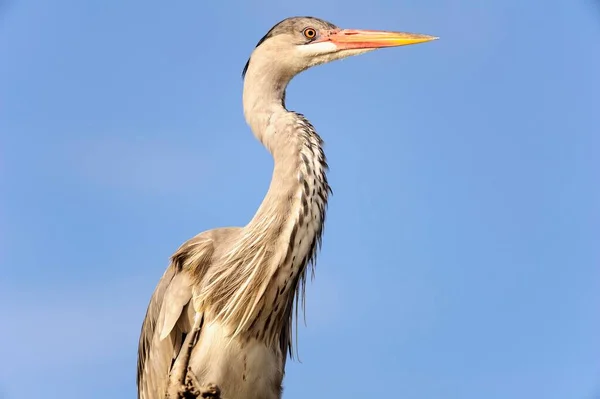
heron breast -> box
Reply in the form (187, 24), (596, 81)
(190, 321), (283, 399)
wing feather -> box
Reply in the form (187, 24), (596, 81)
(137, 265), (193, 399)
(159, 272), (195, 340)
(136, 233), (218, 399)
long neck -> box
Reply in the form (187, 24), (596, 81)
(244, 110), (329, 264)
(207, 62), (330, 341)
(241, 59), (329, 269)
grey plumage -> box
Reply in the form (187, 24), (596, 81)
(137, 16), (437, 399)
(242, 17), (337, 78)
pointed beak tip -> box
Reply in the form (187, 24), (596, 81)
(419, 35), (439, 43)
(415, 35), (440, 46)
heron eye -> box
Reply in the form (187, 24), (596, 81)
(303, 28), (317, 40)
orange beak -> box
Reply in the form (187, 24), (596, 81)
(319, 29), (438, 50)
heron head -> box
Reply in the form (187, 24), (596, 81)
(242, 16), (438, 78)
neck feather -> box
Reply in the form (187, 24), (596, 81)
(199, 64), (331, 348)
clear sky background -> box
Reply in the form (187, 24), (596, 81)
(1, 1), (599, 398)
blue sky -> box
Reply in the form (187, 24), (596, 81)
(1, 1), (599, 398)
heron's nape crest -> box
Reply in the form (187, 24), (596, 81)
(137, 15), (437, 399)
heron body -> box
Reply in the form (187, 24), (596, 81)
(137, 16), (437, 399)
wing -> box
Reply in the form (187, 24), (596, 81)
(137, 234), (216, 399)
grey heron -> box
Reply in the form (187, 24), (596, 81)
(137, 16), (437, 399)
